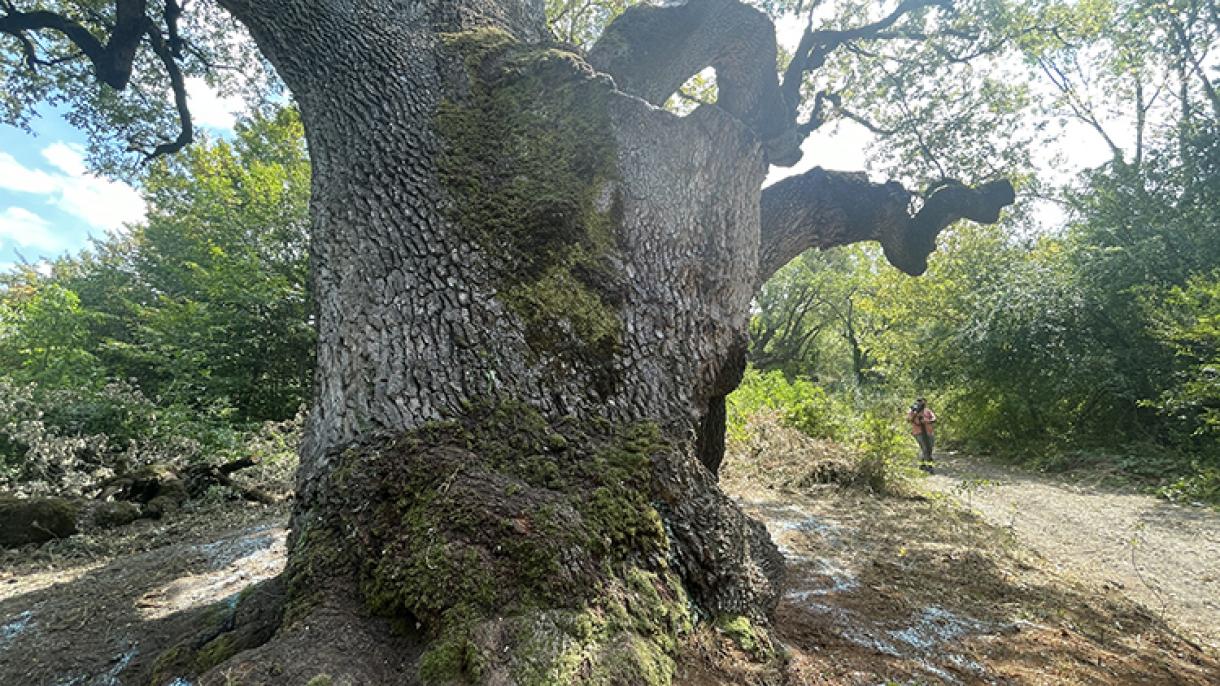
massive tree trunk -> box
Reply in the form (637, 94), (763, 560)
(164, 1), (1013, 683)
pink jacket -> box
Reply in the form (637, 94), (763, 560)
(907, 408), (936, 435)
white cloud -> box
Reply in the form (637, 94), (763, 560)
(0, 143), (145, 234)
(41, 141), (88, 176)
(185, 76), (244, 130)
(0, 152), (58, 194)
(0, 207), (59, 251)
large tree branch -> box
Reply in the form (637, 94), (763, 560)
(588, 0), (800, 165)
(0, 0), (150, 88)
(780, 0), (950, 120)
(143, 15), (193, 160)
(1, 0), (193, 161)
(758, 168), (1014, 282)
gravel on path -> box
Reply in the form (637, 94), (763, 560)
(925, 453), (1220, 650)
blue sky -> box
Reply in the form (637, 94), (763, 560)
(0, 78), (243, 272)
(0, 111), (145, 270)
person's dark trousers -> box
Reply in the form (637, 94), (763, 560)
(915, 433), (935, 471)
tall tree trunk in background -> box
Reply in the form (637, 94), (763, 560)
(176, 1), (1013, 683)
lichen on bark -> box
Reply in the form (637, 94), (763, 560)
(287, 400), (696, 684)
(436, 29), (626, 394)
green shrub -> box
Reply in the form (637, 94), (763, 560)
(725, 373), (921, 496)
(848, 410), (924, 495)
(1158, 467), (1220, 506)
(727, 368), (848, 442)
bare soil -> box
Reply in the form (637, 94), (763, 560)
(0, 501), (288, 686)
(925, 452), (1220, 651)
(2, 451), (1217, 685)
(729, 486), (1218, 685)
(709, 436), (1220, 686)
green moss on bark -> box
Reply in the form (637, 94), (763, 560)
(714, 614), (775, 661)
(302, 399), (692, 684)
(437, 29), (625, 391)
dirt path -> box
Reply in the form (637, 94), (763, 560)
(925, 452), (1220, 650)
(735, 485), (1219, 685)
(2, 459), (1217, 685)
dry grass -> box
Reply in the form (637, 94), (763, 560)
(722, 412), (921, 497)
(711, 420), (1220, 685)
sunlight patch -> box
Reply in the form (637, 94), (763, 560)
(136, 527), (286, 621)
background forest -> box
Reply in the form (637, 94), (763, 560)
(0, 0), (1216, 503)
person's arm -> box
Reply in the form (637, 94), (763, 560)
(926, 409), (937, 423)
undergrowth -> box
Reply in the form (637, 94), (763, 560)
(0, 377), (300, 499)
(725, 367), (922, 496)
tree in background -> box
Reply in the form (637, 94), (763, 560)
(0, 109), (312, 496)
(745, 0), (1218, 489)
(1, 109), (312, 421)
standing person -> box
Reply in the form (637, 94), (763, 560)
(907, 397), (937, 471)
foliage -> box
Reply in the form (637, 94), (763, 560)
(0, 372), (300, 499)
(0, 108), (309, 496)
(748, 126), (1219, 500)
(0, 107), (312, 423)
(726, 369), (920, 496)
(727, 367), (848, 443)
(742, 0), (1220, 493)
(1154, 273), (1220, 440)
(0, 0), (276, 173)
(546, 0), (632, 46)
(848, 408), (925, 494)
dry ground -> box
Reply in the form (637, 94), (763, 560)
(710, 423), (1219, 686)
(1, 449), (1218, 685)
(0, 501), (288, 686)
(730, 486), (1218, 685)
(925, 452), (1220, 651)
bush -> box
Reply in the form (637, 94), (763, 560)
(727, 368), (848, 443)
(724, 372), (922, 496)
(848, 410), (924, 495)
(723, 411), (921, 497)
(0, 376), (300, 499)
(1158, 467), (1220, 506)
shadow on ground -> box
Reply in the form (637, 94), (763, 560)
(737, 484), (1219, 685)
(0, 505), (288, 685)
(927, 452), (1220, 652)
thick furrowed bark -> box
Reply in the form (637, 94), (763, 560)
(163, 2), (1010, 683)
(173, 4), (786, 684)
(759, 168), (1015, 281)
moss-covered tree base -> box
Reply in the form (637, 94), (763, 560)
(295, 402), (691, 684)
(188, 401), (779, 685)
